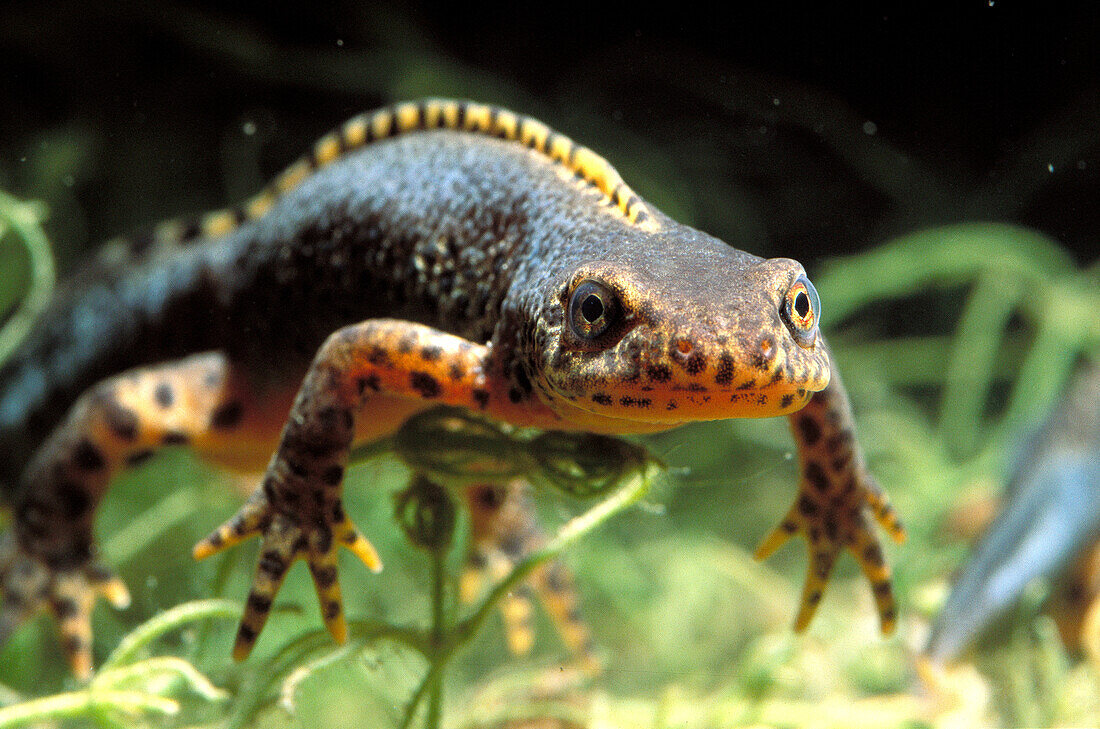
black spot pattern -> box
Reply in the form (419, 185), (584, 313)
(321, 465), (344, 486)
(797, 414), (821, 446)
(646, 364), (672, 383)
(211, 402), (244, 430)
(72, 439), (106, 472)
(684, 353), (707, 375)
(357, 374), (382, 394)
(410, 372), (442, 398)
(154, 382), (174, 408)
(715, 354), (735, 386)
(805, 462), (829, 493)
(472, 388), (490, 408)
(103, 400), (139, 441)
(163, 431), (189, 445)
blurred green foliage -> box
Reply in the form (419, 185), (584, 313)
(2, 5), (1099, 727)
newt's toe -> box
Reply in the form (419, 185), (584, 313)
(755, 469), (902, 634)
(0, 534), (130, 680)
(233, 514), (299, 660)
(193, 489), (272, 561)
(198, 484), (380, 660)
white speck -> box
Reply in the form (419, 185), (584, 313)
(242, 120), (257, 136)
(336, 39), (344, 47)
(1048, 163), (1054, 173)
(988, 0), (994, 6)
(1077, 160), (1087, 170)
(772, 97), (781, 106)
(19, 156), (25, 163)
(862, 121), (877, 135)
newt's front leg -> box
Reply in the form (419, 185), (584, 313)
(194, 319), (552, 659)
(757, 362), (906, 633)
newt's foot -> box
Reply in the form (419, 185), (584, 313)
(462, 483), (600, 670)
(193, 486), (381, 660)
(460, 547), (600, 671)
(754, 467), (906, 633)
(0, 531), (130, 679)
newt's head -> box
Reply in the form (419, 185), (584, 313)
(527, 231), (831, 426)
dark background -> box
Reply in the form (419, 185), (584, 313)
(1, 2), (1098, 271)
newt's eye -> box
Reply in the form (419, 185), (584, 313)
(569, 280), (621, 339)
(781, 275), (820, 349)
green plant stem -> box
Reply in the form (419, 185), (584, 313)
(346, 619), (430, 655)
(0, 685), (21, 710)
(818, 222), (1071, 322)
(403, 494), (453, 729)
(400, 464), (654, 728)
(94, 657), (227, 702)
(0, 690), (178, 728)
(101, 489), (202, 566)
(100, 599), (241, 671)
(399, 665), (439, 729)
(0, 191), (55, 367)
(430, 549), (447, 650)
(425, 545), (448, 729)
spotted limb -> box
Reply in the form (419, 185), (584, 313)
(461, 482), (600, 670)
(192, 319), (557, 659)
(759, 363), (907, 633)
(0, 352), (259, 677)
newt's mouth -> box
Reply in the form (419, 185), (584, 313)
(542, 328), (831, 424)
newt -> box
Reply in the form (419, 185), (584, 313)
(926, 362), (1100, 664)
(0, 99), (905, 678)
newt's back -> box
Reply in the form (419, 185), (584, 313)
(0, 127), (614, 489)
